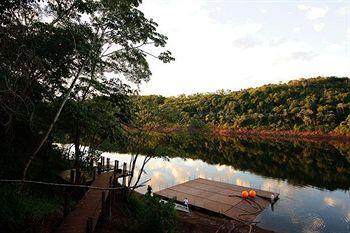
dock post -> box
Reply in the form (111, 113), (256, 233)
(92, 167), (96, 181)
(111, 176), (114, 204)
(108, 190), (112, 222)
(101, 191), (106, 222)
(86, 217), (93, 233)
(97, 162), (102, 175)
(113, 177), (118, 202)
(106, 158), (110, 170)
(100, 156), (104, 170)
(70, 169), (75, 184)
(63, 191), (69, 217)
(76, 168), (81, 184)
(114, 160), (118, 173)
(122, 163), (126, 187)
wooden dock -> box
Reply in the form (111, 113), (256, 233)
(56, 171), (114, 233)
(155, 178), (279, 222)
(56, 159), (130, 233)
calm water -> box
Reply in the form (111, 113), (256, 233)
(103, 134), (350, 233)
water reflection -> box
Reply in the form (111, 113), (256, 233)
(103, 133), (350, 233)
(103, 151), (350, 233)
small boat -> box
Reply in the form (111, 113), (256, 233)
(160, 199), (190, 213)
(175, 203), (190, 213)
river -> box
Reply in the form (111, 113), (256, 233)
(101, 133), (350, 233)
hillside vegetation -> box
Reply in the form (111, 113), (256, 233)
(134, 77), (350, 135)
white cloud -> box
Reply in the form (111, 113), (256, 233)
(284, 51), (319, 61)
(297, 4), (328, 20)
(338, 6), (350, 16)
(235, 178), (250, 187)
(297, 4), (309, 11)
(323, 41), (344, 52)
(324, 197), (336, 207)
(313, 23), (325, 32)
(234, 36), (261, 49)
(293, 27), (301, 33)
(137, 0), (350, 96)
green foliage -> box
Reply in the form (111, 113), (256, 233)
(0, 0), (172, 177)
(128, 194), (177, 233)
(0, 185), (66, 231)
(334, 115), (350, 134)
(133, 77), (350, 134)
(0, 0), (173, 229)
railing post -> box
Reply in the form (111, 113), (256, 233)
(112, 177), (115, 204)
(97, 162), (102, 175)
(86, 217), (93, 233)
(76, 168), (81, 184)
(108, 190), (112, 222)
(122, 163), (126, 187)
(101, 191), (106, 222)
(114, 160), (118, 173)
(92, 167), (96, 181)
(70, 169), (75, 184)
(100, 156), (104, 170)
(63, 191), (69, 217)
(106, 158), (110, 171)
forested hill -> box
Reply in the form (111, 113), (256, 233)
(134, 77), (350, 135)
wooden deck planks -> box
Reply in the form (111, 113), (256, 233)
(56, 171), (115, 233)
(155, 178), (278, 222)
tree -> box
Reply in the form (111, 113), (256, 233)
(0, 0), (174, 179)
(131, 77), (350, 133)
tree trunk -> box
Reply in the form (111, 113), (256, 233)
(22, 63), (86, 181)
(74, 122), (81, 168)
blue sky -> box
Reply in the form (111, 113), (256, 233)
(139, 0), (350, 96)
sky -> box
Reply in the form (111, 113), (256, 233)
(137, 0), (350, 96)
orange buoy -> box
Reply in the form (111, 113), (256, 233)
(242, 190), (249, 198)
(249, 190), (256, 198)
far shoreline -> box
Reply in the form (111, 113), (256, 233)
(212, 127), (350, 143)
(144, 126), (350, 143)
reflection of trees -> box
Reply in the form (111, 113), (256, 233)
(118, 132), (350, 191)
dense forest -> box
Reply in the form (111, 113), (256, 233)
(133, 77), (350, 135)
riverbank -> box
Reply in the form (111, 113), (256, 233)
(212, 127), (350, 142)
(143, 125), (350, 143)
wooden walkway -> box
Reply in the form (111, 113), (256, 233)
(56, 171), (116, 233)
(155, 178), (279, 222)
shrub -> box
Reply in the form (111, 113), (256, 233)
(129, 194), (177, 233)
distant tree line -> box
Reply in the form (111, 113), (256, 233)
(116, 131), (350, 191)
(133, 77), (350, 134)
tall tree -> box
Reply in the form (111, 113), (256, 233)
(0, 0), (174, 179)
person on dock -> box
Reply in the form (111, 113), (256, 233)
(184, 197), (189, 209)
(146, 185), (152, 196)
